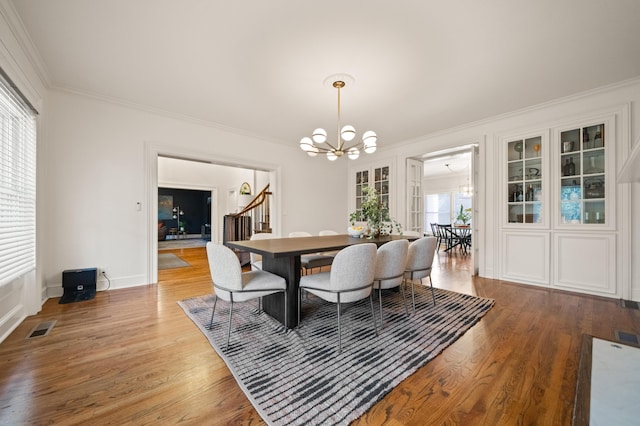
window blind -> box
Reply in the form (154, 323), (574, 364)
(0, 72), (36, 287)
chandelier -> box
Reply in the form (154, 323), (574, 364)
(299, 76), (377, 161)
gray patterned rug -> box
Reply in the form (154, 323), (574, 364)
(178, 285), (494, 425)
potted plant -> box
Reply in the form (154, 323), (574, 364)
(456, 204), (472, 226)
(349, 186), (402, 238)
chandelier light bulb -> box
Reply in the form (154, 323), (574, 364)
(326, 151), (338, 161)
(307, 147), (318, 157)
(341, 125), (356, 142)
(312, 128), (327, 143)
(347, 147), (360, 160)
(300, 137), (314, 152)
(362, 130), (377, 145)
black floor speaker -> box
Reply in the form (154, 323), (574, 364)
(59, 267), (97, 304)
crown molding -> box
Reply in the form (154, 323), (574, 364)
(395, 75), (640, 148)
(0, 0), (50, 90)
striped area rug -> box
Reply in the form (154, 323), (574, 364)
(178, 285), (494, 425)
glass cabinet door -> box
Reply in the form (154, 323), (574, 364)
(355, 169), (369, 215)
(373, 166), (390, 209)
(507, 136), (543, 224)
(559, 123), (605, 224)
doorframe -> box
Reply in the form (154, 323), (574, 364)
(405, 141), (481, 275)
(144, 142), (281, 285)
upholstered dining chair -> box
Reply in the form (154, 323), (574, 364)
(249, 232), (273, 271)
(298, 243), (378, 353)
(373, 239), (409, 325)
(206, 242), (287, 349)
(401, 230), (422, 237)
(289, 231), (334, 274)
(404, 236), (438, 313)
(318, 229), (340, 257)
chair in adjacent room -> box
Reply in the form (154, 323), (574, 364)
(373, 239), (409, 326)
(289, 231), (334, 274)
(249, 232), (273, 271)
(206, 242), (287, 349)
(429, 223), (439, 243)
(404, 236), (438, 313)
(436, 223), (453, 252)
(298, 243), (378, 353)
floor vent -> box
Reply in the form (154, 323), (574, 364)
(621, 299), (639, 310)
(614, 330), (640, 346)
(26, 320), (57, 339)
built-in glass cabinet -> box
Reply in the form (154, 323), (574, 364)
(559, 123), (605, 224)
(353, 164), (391, 218)
(507, 136), (543, 224)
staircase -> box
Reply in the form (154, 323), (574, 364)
(223, 184), (272, 263)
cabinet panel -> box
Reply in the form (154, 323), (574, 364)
(502, 232), (549, 285)
(553, 233), (616, 296)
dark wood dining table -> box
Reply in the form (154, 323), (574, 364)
(226, 234), (418, 327)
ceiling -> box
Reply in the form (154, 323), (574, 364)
(10, 1), (640, 150)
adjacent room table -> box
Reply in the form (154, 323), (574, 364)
(227, 234), (418, 327)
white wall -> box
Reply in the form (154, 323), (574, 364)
(41, 90), (349, 296)
(423, 173), (468, 195)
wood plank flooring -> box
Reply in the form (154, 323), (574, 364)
(1, 247), (638, 425)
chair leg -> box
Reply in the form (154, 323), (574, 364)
(399, 282), (409, 317)
(209, 295), (218, 329)
(283, 290), (288, 331)
(428, 275), (436, 306)
(378, 286), (383, 325)
(336, 294), (342, 353)
(297, 287), (301, 326)
(411, 281), (417, 314)
(369, 293), (378, 337)
(409, 272), (417, 315)
(225, 297), (234, 350)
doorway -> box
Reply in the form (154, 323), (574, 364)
(145, 143), (280, 285)
(409, 144), (479, 275)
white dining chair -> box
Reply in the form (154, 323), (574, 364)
(373, 239), (409, 325)
(206, 242), (287, 349)
(404, 236), (438, 313)
(249, 232), (273, 270)
(318, 230), (340, 257)
(289, 231), (334, 274)
(402, 230), (422, 237)
(298, 243), (378, 352)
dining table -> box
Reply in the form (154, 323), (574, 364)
(226, 233), (419, 327)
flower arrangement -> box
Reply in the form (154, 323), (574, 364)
(456, 204), (472, 225)
(349, 186), (402, 238)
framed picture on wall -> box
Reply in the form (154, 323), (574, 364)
(158, 195), (173, 220)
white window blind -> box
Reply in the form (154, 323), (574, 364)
(0, 73), (36, 287)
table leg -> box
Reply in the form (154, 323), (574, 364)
(262, 255), (301, 328)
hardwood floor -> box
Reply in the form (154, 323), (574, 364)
(1, 247), (638, 425)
